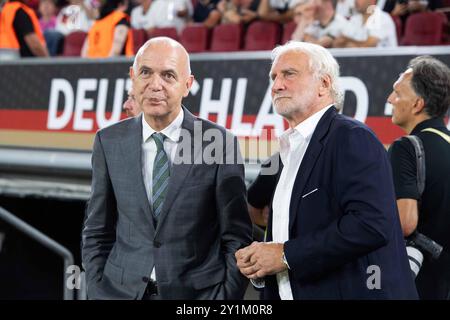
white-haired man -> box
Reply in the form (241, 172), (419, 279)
(236, 41), (418, 299)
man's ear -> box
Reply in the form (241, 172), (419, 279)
(183, 75), (194, 98)
(412, 96), (425, 115)
(129, 66), (134, 80)
(318, 74), (332, 97)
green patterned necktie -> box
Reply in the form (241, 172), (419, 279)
(152, 132), (170, 217)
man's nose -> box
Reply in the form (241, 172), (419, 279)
(387, 92), (394, 105)
(123, 100), (131, 110)
(147, 74), (163, 91)
(271, 77), (285, 93)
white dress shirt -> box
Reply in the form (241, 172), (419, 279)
(142, 108), (184, 281)
(272, 105), (333, 300)
(142, 108), (184, 204)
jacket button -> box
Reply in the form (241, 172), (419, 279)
(142, 277), (149, 283)
(154, 241), (161, 248)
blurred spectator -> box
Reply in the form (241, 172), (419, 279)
(130, 0), (153, 29)
(0, 0), (49, 58)
(303, 0), (350, 47)
(39, 0), (62, 56)
(333, 0), (397, 47)
(336, 0), (354, 18)
(39, 0), (57, 31)
(43, 0), (99, 56)
(24, 0), (39, 12)
(291, 0), (315, 40)
(55, 0), (100, 36)
(192, 0), (222, 28)
(383, 0), (441, 15)
(384, 0), (441, 31)
(81, 0), (133, 58)
(217, 0), (260, 24)
(391, 0), (430, 18)
(140, 0), (193, 34)
(257, 0), (298, 23)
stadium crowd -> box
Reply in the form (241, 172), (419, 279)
(0, 0), (449, 58)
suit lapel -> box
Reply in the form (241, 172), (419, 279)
(120, 115), (156, 230)
(154, 107), (200, 237)
(288, 107), (337, 231)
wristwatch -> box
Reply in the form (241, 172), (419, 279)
(282, 252), (290, 270)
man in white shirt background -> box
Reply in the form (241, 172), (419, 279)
(257, 0), (298, 23)
(333, 0), (398, 47)
(302, 0), (351, 47)
(130, 0), (193, 34)
(130, 0), (153, 30)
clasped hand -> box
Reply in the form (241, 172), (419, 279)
(235, 241), (287, 279)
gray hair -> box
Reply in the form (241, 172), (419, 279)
(271, 41), (343, 108)
(408, 55), (450, 118)
(132, 37), (191, 76)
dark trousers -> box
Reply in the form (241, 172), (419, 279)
(417, 256), (450, 300)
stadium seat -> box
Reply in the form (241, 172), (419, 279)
(62, 31), (87, 57)
(147, 27), (179, 41)
(401, 12), (447, 45)
(210, 24), (243, 52)
(244, 21), (281, 51)
(132, 29), (147, 54)
(282, 21), (297, 44)
(180, 24), (210, 52)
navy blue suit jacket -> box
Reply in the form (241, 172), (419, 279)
(263, 107), (418, 299)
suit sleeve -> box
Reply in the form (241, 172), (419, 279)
(216, 134), (253, 299)
(81, 132), (118, 292)
(284, 127), (396, 281)
(248, 153), (280, 209)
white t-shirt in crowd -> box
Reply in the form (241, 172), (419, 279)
(336, 0), (355, 19)
(55, 0), (99, 35)
(304, 14), (350, 39)
(131, 4), (154, 29)
(377, 0), (387, 11)
(343, 6), (397, 47)
(139, 0), (193, 33)
(270, 0), (298, 10)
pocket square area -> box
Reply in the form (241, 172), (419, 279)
(302, 188), (318, 198)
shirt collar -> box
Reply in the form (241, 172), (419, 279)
(294, 104), (333, 142)
(278, 104), (333, 162)
(142, 108), (184, 143)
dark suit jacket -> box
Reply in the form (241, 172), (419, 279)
(82, 107), (252, 299)
(263, 107), (418, 300)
